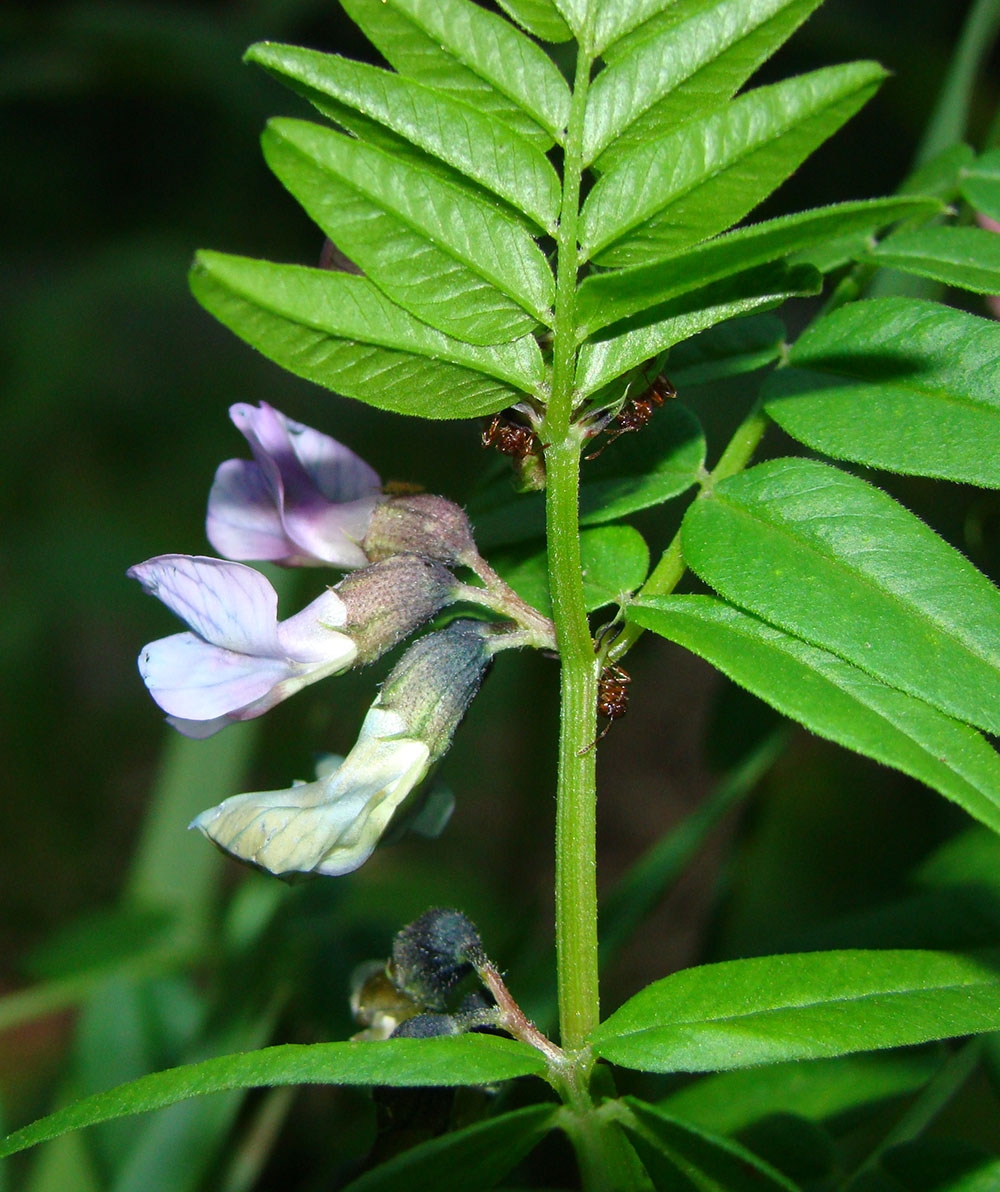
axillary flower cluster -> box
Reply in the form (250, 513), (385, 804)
(130, 403), (554, 879)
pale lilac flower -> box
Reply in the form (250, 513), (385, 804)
(206, 402), (383, 568)
(128, 555), (357, 737)
(191, 620), (494, 877)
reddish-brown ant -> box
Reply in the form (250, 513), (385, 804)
(585, 375), (677, 460)
(482, 411), (538, 460)
(580, 663), (631, 752)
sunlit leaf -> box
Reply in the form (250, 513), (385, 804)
(190, 251), (544, 418)
(495, 0), (573, 42)
(246, 43), (561, 232)
(580, 62), (886, 266)
(681, 458), (1000, 734)
(340, 0), (570, 146)
(762, 298), (1000, 488)
(585, 0), (824, 171)
(592, 950), (1000, 1072)
(864, 226), (1000, 294)
(576, 198), (939, 334)
(629, 596), (1000, 834)
(0, 1037), (546, 1159)
(577, 262), (819, 395)
(262, 118), (554, 344)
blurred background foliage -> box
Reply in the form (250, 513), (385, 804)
(2, 0), (1000, 1188)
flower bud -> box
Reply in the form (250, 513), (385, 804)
(377, 619), (493, 761)
(363, 493), (478, 569)
(335, 555), (458, 665)
(389, 908), (484, 1011)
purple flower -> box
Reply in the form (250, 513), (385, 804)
(128, 555), (357, 737)
(206, 402), (383, 568)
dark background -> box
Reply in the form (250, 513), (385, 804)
(2, 0), (999, 1179)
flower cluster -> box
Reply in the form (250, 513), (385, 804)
(131, 403), (552, 879)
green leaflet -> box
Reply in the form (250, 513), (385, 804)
(339, 0), (569, 147)
(470, 400), (705, 547)
(628, 596), (1000, 834)
(0, 1036), (546, 1159)
(579, 61), (886, 266)
(591, 950), (1000, 1073)
(550, 0), (592, 41)
(576, 198), (940, 335)
(865, 226), (1000, 294)
(262, 118), (554, 345)
(960, 146), (1000, 221)
(340, 1105), (557, 1192)
(591, 0), (686, 55)
(762, 298), (1000, 488)
(495, 525), (650, 617)
(668, 314), (786, 385)
(680, 458), (1000, 734)
(246, 43), (561, 232)
(576, 261), (820, 395)
(601, 0), (726, 64)
(584, 0), (824, 172)
(659, 1052), (938, 1135)
(189, 252), (544, 419)
(495, 0), (573, 42)
(614, 1099), (801, 1191)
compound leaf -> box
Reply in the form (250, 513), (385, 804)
(262, 118), (554, 345)
(592, 950), (1000, 1072)
(865, 225), (1000, 294)
(762, 298), (1000, 488)
(247, 43), (561, 232)
(585, 0), (824, 171)
(629, 596), (1000, 835)
(580, 62), (886, 266)
(0, 1036), (546, 1159)
(190, 251), (543, 418)
(681, 458), (1000, 734)
(576, 198), (939, 335)
(339, 0), (570, 147)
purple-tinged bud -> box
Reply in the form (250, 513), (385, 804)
(335, 555), (458, 665)
(363, 494), (479, 569)
(377, 619), (493, 761)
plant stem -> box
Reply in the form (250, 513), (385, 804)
(610, 400), (770, 662)
(541, 38), (600, 1054)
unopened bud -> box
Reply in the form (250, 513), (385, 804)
(364, 494), (478, 568)
(389, 908), (484, 1010)
(335, 555), (458, 664)
(390, 1012), (460, 1039)
(378, 621), (493, 761)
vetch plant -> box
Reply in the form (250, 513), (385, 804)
(6, 0), (1000, 1187)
